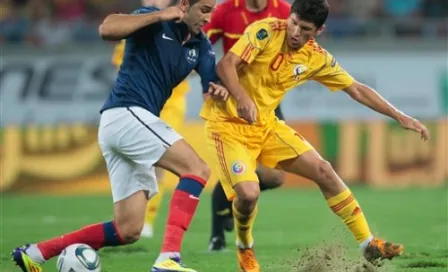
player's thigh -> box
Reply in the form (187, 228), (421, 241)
(278, 149), (346, 197)
(98, 147), (153, 239)
(157, 96), (186, 182)
(113, 190), (148, 241)
(204, 121), (259, 201)
(155, 139), (210, 180)
(259, 120), (314, 169)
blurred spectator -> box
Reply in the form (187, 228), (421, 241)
(52, 0), (86, 21)
(1, 0), (31, 44)
(1, 0), (446, 46)
(422, 0), (448, 18)
(384, 0), (422, 17)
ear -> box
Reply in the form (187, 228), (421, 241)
(179, 0), (190, 12)
(316, 24), (325, 36)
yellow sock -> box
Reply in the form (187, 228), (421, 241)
(145, 184), (165, 225)
(327, 189), (372, 244)
(232, 202), (258, 248)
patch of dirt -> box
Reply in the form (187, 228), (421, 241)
(294, 243), (379, 272)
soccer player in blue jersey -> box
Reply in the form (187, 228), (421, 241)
(12, 1), (229, 271)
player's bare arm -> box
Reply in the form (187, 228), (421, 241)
(217, 52), (257, 124)
(344, 81), (430, 141)
(99, 6), (186, 41)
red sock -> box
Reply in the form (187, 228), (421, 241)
(37, 221), (124, 260)
(161, 175), (206, 253)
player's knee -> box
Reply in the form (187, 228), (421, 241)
(116, 223), (142, 244)
(316, 160), (335, 183)
(122, 230), (141, 244)
(236, 182), (260, 205)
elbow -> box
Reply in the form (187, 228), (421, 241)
(349, 89), (362, 101)
(346, 82), (364, 102)
(98, 23), (114, 41)
(98, 15), (119, 41)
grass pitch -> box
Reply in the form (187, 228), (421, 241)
(1, 187), (447, 271)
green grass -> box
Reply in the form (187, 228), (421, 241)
(1, 187), (447, 272)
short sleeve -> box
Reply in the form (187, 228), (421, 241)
(129, 6), (162, 39)
(311, 51), (355, 91)
(229, 21), (272, 64)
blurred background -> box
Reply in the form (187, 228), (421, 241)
(1, 0), (447, 194)
(1, 2), (447, 271)
(1, 0), (447, 45)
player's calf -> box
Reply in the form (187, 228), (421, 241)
(232, 182), (260, 250)
(279, 151), (404, 264)
(151, 139), (210, 264)
(257, 167), (285, 191)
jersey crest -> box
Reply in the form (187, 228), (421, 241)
(186, 48), (198, 63)
(256, 29), (268, 40)
(293, 64), (308, 80)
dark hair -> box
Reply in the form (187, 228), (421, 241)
(290, 0), (329, 28)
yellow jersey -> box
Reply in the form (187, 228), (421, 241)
(200, 18), (354, 126)
(111, 40), (190, 98)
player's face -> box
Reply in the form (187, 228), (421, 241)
(183, 0), (215, 34)
(286, 13), (319, 50)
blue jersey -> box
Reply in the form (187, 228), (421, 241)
(101, 6), (218, 116)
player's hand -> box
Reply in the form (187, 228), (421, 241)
(159, 6), (185, 23)
(208, 82), (229, 101)
(396, 112), (430, 141)
(236, 96), (257, 124)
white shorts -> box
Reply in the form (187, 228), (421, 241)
(98, 106), (182, 203)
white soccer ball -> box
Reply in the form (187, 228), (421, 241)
(56, 244), (101, 272)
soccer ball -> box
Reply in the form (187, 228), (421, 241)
(56, 244), (101, 272)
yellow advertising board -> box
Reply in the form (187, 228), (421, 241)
(1, 120), (446, 194)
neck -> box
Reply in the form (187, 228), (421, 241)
(245, 0), (268, 12)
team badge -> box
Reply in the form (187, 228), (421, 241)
(231, 161), (246, 175)
(256, 29), (268, 40)
(186, 48), (198, 63)
(293, 64), (308, 80)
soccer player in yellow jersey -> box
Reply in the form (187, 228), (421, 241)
(111, 0), (191, 238)
(200, 0), (430, 270)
